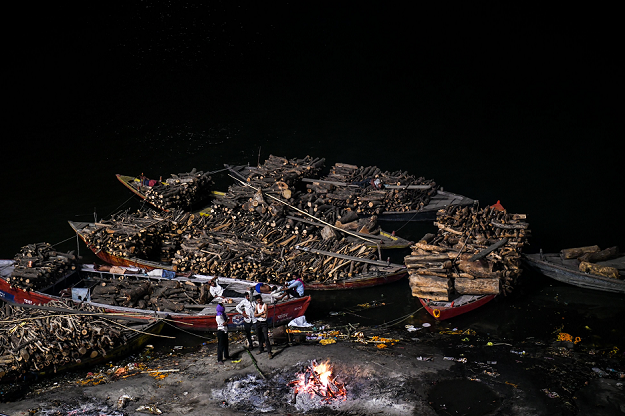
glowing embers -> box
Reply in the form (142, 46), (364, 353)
(289, 360), (347, 402)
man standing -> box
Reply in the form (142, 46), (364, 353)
(235, 292), (257, 350)
(254, 295), (272, 359)
(216, 301), (230, 364)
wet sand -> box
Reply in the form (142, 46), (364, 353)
(2, 331), (623, 416)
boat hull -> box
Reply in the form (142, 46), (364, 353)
(306, 269), (407, 290)
(0, 277), (311, 332)
(419, 294), (496, 320)
(376, 190), (476, 222)
(523, 253), (625, 294)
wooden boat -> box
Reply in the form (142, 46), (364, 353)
(227, 164), (476, 223)
(69, 221), (177, 272)
(523, 252), (625, 294)
(70, 220), (410, 291)
(419, 294), (496, 320)
(0, 299), (164, 382)
(116, 174), (224, 213)
(0, 264), (311, 332)
(376, 189), (476, 222)
(305, 268), (407, 290)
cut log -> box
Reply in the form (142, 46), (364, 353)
(577, 246), (619, 263)
(457, 259), (501, 279)
(454, 277), (500, 295)
(578, 261), (620, 279)
(411, 288), (451, 301)
(409, 274), (452, 289)
(561, 245), (600, 259)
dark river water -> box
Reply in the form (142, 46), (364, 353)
(3, 4), (623, 351)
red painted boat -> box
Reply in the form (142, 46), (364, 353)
(419, 294), (496, 320)
(305, 268), (407, 290)
(0, 263), (311, 332)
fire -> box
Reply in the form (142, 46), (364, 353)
(289, 360), (347, 402)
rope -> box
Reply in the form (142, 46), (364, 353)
(162, 319), (215, 340)
(207, 167), (230, 175)
(375, 306), (424, 329)
(106, 194), (138, 219)
(52, 235), (79, 247)
(393, 210), (423, 233)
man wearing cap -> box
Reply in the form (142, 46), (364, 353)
(235, 291), (257, 351)
(216, 300), (230, 364)
(254, 295), (272, 359)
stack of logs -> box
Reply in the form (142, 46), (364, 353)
(79, 209), (191, 261)
(215, 154), (325, 210)
(405, 203), (530, 300)
(6, 242), (78, 291)
(89, 276), (210, 312)
(561, 245), (621, 279)
(0, 300), (144, 381)
(303, 162), (439, 216)
(144, 168), (214, 211)
(79, 200), (387, 285)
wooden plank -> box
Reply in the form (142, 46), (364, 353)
(468, 238), (509, 261)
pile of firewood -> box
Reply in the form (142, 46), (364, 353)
(79, 198), (386, 285)
(561, 245), (621, 279)
(215, 155), (325, 209)
(78, 209), (193, 260)
(0, 300), (146, 381)
(303, 162), (439, 216)
(405, 203), (530, 300)
(172, 201), (384, 283)
(144, 169), (214, 211)
(6, 243), (78, 291)
(88, 277), (210, 312)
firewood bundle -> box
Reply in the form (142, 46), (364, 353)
(144, 169), (214, 211)
(405, 204), (530, 300)
(561, 245), (621, 279)
(88, 277), (207, 312)
(78, 209), (194, 260)
(304, 162), (439, 216)
(215, 155), (325, 209)
(80, 196), (387, 284)
(172, 203), (383, 283)
(6, 243), (78, 291)
(239, 154), (325, 189)
(0, 300), (146, 381)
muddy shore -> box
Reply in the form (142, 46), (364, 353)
(2, 326), (623, 416)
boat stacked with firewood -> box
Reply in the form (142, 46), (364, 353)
(297, 162), (475, 222)
(72, 161), (411, 291)
(116, 168), (216, 212)
(523, 245), (624, 293)
(0, 258), (311, 332)
(405, 201), (530, 319)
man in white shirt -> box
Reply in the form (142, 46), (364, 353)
(254, 295), (272, 359)
(235, 292), (257, 350)
(209, 277), (225, 302)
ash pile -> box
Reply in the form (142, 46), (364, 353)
(212, 359), (416, 415)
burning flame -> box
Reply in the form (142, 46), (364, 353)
(289, 360), (346, 402)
